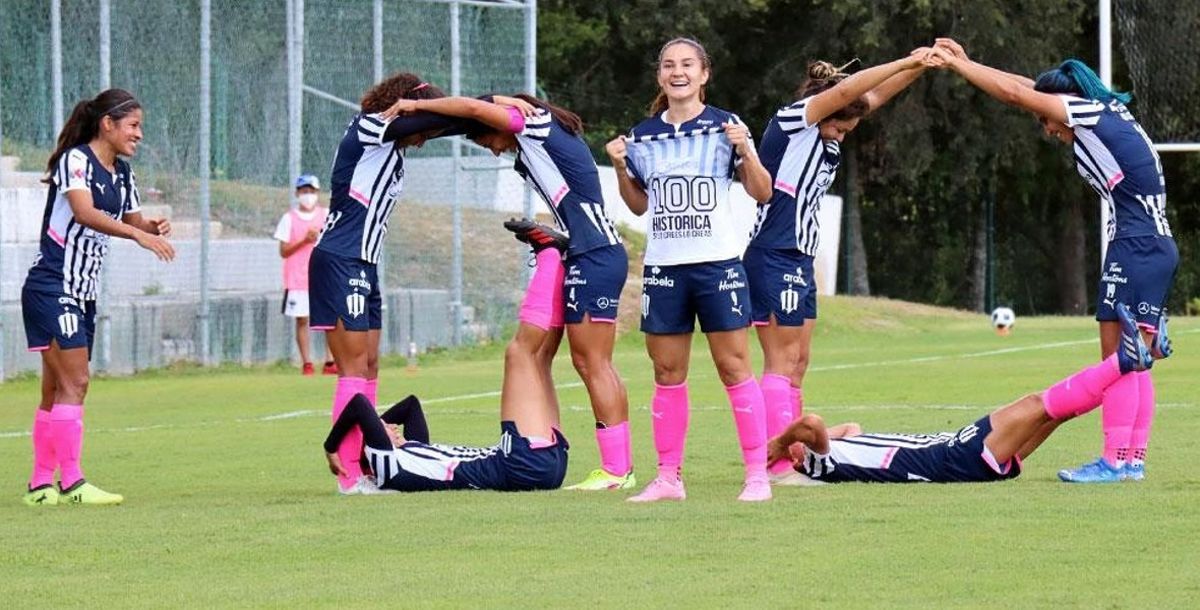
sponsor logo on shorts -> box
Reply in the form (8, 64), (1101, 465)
(348, 270), (371, 290)
(718, 279), (746, 292)
(1101, 262), (1127, 285)
(597, 297), (614, 310)
(57, 296), (78, 307)
(643, 266), (675, 288)
(58, 312), (80, 338)
(783, 266), (807, 287)
(565, 264), (588, 287)
(1138, 302), (1152, 315)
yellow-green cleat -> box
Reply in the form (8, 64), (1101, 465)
(59, 480), (123, 506)
(565, 468), (637, 491)
(23, 484), (60, 507)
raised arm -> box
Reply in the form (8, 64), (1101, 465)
(929, 47), (1066, 124)
(806, 51), (927, 125)
(935, 38), (1034, 89)
(862, 67), (924, 115)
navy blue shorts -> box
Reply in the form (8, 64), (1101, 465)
(1096, 235), (1178, 325)
(308, 248), (382, 332)
(640, 258), (751, 334)
(21, 286), (96, 356)
(940, 416), (1022, 483)
(564, 245), (627, 325)
(495, 421), (570, 491)
(744, 247), (816, 326)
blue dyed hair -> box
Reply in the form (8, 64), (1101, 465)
(1033, 59), (1133, 104)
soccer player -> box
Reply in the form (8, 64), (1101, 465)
(768, 303), (1160, 485)
(605, 38), (776, 502)
(322, 224), (570, 493)
(21, 88), (175, 506)
(379, 93), (634, 491)
(747, 52), (930, 485)
(928, 40), (1177, 483)
(273, 174), (333, 376)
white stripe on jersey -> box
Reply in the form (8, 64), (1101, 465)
(365, 441), (499, 485)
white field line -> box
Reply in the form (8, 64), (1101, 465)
(1, 330), (1196, 440)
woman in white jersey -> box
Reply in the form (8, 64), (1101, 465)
(21, 89), (174, 506)
(606, 38), (775, 502)
(747, 53), (929, 485)
(380, 93), (636, 491)
(928, 40), (1176, 483)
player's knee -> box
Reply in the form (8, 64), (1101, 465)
(60, 370), (90, 399)
(712, 354), (753, 386)
(651, 360), (687, 385)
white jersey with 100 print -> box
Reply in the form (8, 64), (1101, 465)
(624, 106), (746, 266)
(749, 96), (841, 255)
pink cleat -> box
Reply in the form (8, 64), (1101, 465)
(626, 477), (686, 503)
(737, 476), (773, 502)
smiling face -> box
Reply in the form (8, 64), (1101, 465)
(1039, 115), (1074, 144)
(470, 130), (518, 155)
(657, 42), (709, 107)
(819, 117), (860, 143)
(102, 108), (144, 157)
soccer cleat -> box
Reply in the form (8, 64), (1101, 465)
(322, 361), (339, 375)
(1057, 458), (1124, 483)
(1123, 462), (1146, 481)
(503, 218), (569, 254)
(565, 468), (637, 491)
(337, 475), (394, 496)
(1116, 303), (1153, 374)
(1150, 314), (1172, 361)
(737, 477), (773, 502)
(769, 469), (814, 487)
(23, 484), (59, 507)
(626, 477), (686, 503)
(59, 480), (124, 505)
(302, 362), (315, 376)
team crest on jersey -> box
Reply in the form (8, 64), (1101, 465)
(780, 287), (800, 314)
(58, 312), (80, 338)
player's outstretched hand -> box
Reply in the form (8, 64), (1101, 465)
(135, 230), (175, 262)
(151, 217), (172, 238)
(325, 452), (348, 477)
(926, 46), (956, 69)
(491, 95), (538, 117)
(605, 136), (628, 171)
(380, 98), (419, 120)
(935, 37), (969, 61)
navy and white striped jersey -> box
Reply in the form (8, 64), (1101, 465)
(365, 439), (503, 492)
(316, 112), (468, 264)
(800, 418), (1015, 484)
(749, 97), (840, 255)
(625, 106), (747, 266)
(513, 110), (621, 257)
(24, 145), (141, 301)
(1059, 95), (1171, 242)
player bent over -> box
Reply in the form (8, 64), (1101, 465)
(767, 303), (1164, 484)
(322, 222), (570, 493)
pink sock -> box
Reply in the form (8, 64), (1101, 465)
(1100, 370), (1139, 466)
(761, 374), (794, 475)
(517, 249), (565, 330)
(651, 382), (689, 481)
(364, 378), (378, 406)
(1129, 370), (1155, 463)
(725, 377), (768, 481)
(1042, 354), (1123, 420)
(332, 377), (367, 490)
(30, 409), (57, 489)
(50, 404), (85, 489)
(791, 385), (804, 419)
(596, 421), (632, 477)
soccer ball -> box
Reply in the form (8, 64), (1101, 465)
(990, 307), (1016, 335)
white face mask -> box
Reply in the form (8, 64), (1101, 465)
(296, 193), (318, 210)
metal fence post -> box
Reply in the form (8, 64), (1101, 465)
(521, 0), (537, 284)
(199, 0), (212, 365)
(450, 0), (463, 346)
(51, 0), (63, 135)
(287, 0), (300, 187)
(97, 0), (112, 373)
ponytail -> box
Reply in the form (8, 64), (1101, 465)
(44, 88), (141, 181)
(1033, 59), (1132, 104)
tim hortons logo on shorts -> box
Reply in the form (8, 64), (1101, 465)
(780, 287), (800, 314)
(718, 277), (746, 292)
(783, 266), (807, 286)
(58, 311), (80, 338)
(345, 293), (366, 318)
(565, 265), (587, 286)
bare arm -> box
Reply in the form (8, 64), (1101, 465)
(863, 67), (925, 115)
(768, 413), (832, 462)
(931, 48), (1067, 123)
(806, 52), (926, 125)
(121, 211), (172, 238)
(935, 38), (1034, 89)
(66, 190), (174, 261)
(725, 122), (772, 203)
(605, 136), (648, 215)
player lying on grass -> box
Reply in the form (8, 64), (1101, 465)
(321, 221), (571, 493)
(766, 303), (1165, 484)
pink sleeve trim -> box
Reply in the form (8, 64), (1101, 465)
(506, 107), (526, 133)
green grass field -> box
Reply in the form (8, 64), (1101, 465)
(2, 297), (1198, 607)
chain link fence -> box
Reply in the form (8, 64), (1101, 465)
(0, 0), (536, 380)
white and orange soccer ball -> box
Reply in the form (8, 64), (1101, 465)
(990, 307), (1016, 335)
